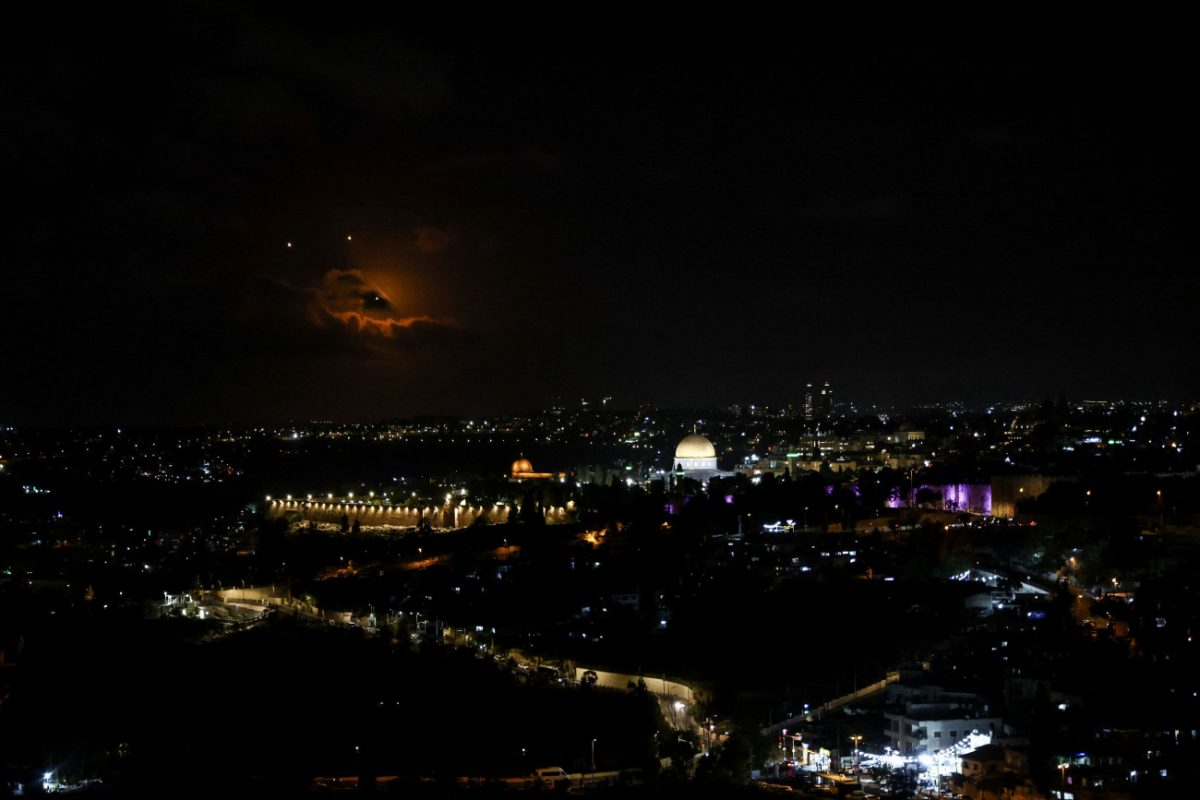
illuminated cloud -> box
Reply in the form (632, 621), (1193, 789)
(325, 308), (439, 337)
(311, 268), (453, 341)
(257, 268), (461, 355)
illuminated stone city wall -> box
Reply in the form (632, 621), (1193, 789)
(266, 499), (576, 530)
(886, 475), (1066, 518)
(931, 483), (992, 516)
(886, 484), (991, 513)
(990, 474), (1066, 519)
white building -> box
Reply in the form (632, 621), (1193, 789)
(671, 432), (727, 484)
(885, 706), (1002, 755)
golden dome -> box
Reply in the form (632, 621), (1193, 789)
(675, 434), (716, 460)
(511, 458), (534, 475)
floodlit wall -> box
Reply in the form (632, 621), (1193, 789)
(573, 668), (700, 704)
(990, 475), (1069, 518)
(265, 499), (579, 528)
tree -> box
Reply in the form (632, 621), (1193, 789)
(713, 730), (754, 785)
(915, 487), (941, 508)
(662, 735), (695, 778)
(884, 764), (919, 799)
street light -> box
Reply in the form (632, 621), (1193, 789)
(591, 738), (597, 774)
(1058, 762), (1069, 788)
(850, 735), (863, 769)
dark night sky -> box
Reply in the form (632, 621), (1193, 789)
(3, 7), (1197, 423)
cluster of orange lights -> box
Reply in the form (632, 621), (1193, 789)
(581, 530), (607, 548)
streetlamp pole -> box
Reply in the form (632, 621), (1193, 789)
(591, 738), (597, 775)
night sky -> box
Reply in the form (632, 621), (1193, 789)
(5, 8), (1197, 424)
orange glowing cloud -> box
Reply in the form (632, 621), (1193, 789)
(261, 266), (462, 356)
(324, 309), (439, 336)
(305, 268), (456, 346)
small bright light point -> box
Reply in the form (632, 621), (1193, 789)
(346, 234), (352, 241)
(286, 242), (292, 248)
